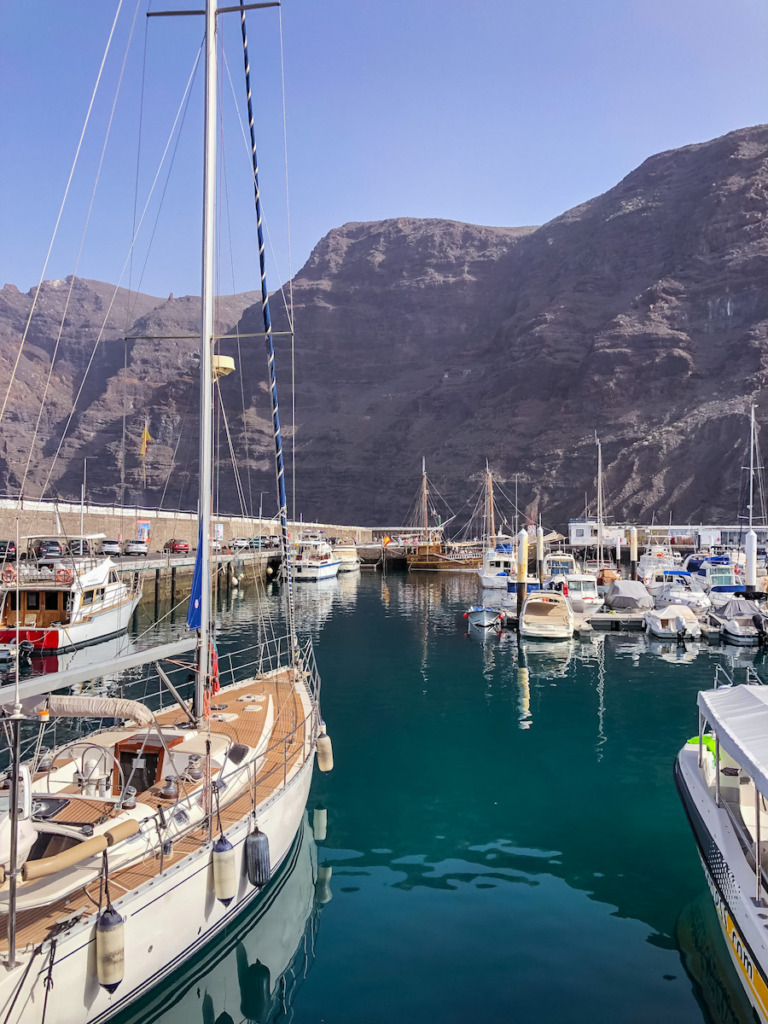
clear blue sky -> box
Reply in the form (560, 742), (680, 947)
(1, 0), (767, 299)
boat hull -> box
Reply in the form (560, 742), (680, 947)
(294, 560), (340, 581)
(0, 594), (140, 653)
(0, 753), (315, 1024)
(675, 746), (768, 1024)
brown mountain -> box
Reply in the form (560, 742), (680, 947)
(2, 124), (768, 530)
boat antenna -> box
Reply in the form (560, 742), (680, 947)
(238, 0), (296, 651)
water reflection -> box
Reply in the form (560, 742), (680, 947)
(118, 816), (325, 1024)
(647, 638), (702, 664)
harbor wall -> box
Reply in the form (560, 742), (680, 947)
(0, 499), (374, 552)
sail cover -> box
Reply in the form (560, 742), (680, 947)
(186, 523), (203, 630)
(23, 695), (154, 725)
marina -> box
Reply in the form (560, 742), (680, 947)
(53, 567), (761, 1024)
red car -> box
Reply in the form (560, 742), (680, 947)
(163, 538), (190, 554)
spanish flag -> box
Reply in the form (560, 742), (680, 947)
(139, 422), (152, 459)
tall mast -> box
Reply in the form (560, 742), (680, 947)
(750, 404), (756, 531)
(195, 0), (217, 717)
(421, 457), (428, 537)
(487, 462), (495, 542)
(596, 437), (604, 567)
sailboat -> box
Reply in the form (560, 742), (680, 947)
(0, 5), (330, 1022)
(405, 460), (483, 571)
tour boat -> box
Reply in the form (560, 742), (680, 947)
(0, 6), (331, 1022)
(518, 591), (574, 641)
(0, 543), (141, 652)
(675, 673), (768, 1024)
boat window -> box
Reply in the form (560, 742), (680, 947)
(109, 571), (118, 584)
(96, 588), (105, 601)
(710, 568), (733, 586)
(82, 590), (94, 606)
(7, 594), (16, 611)
(26, 592), (40, 610)
(44, 591), (59, 611)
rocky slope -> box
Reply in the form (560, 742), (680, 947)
(2, 124), (768, 530)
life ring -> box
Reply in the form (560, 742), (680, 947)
(56, 568), (73, 584)
(2, 567), (15, 584)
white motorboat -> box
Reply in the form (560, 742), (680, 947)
(642, 603), (702, 640)
(478, 542), (517, 589)
(691, 556), (745, 608)
(648, 569), (711, 612)
(637, 546), (682, 584)
(518, 591), (574, 641)
(544, 572), (603, 614)
(707, 597), (768, 645)
(541, 551), (577, 579)
(0, 545), (141, 652)
(294, 537), (341, 581)
(333, 540), (361, 573)
(675, 674), (768, 1024)
(0, 7), (331, 1022)
(464, 605), (503, 631)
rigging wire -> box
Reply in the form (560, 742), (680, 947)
(0, 1), (126, 434)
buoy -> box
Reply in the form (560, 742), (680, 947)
(212, 836), (237, 905)
(1, 567), (15, 584)
(316, 732), (334, 773)
(312, 806), (327, 842)
(245, 827), (271, 887)
(463, 612), (468, 619)
(315, 864), (333, 904)
(96, 905), (125, 993)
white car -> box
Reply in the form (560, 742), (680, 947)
(101, 539), (121, 556)
(124, 539), (148, 556)
(231, 537), (249, 549)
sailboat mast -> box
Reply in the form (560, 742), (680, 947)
(596, 437), (604, 567)
(195, 0), (217, 716)
(487, 465), (495, 541)
(422, 457), (428, 538)
(750, 404), (756, 531)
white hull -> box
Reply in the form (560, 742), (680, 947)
(466, 607), (501, 629)
(0, 754), (315, 1024)
(676, 745), (768, 1024)
(479, 572), (512, 589)
(294, 560), (340, 581)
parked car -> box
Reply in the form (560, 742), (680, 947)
(0, 541), (17, 563)
(232, 537), (249, 549)
(124, 539), (149, 556)
(101, 539), (121, 557)
(31, 540), (64, 561)
(68, 539), (91, 556)
(248, 537), (263, 549)
(163, 538), (190, 554)
(211, 540), (222, 552)
(264, 535), (281, 549)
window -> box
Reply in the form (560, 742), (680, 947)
(109, 571), (118, 584)
(44, 591), (59, 611)
(26, 593), (40, 610)
(82, 590), (94, 607)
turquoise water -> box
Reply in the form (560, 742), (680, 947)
(126, 570), (768, 1024)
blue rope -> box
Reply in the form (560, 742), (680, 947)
(239, 2), (295, 647)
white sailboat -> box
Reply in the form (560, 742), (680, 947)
(0, 5), (330, 1022)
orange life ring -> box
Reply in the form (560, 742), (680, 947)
(56, 568), (73, 584)
(2, 567), (15, 584)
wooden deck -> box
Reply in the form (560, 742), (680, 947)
(0, 668), (310, 952)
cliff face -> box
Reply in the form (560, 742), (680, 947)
(2, 125), (768, 530)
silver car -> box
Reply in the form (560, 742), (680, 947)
(124, 539), (148, 556)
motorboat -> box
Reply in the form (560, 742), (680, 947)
(464, 605), (503, 631)
(642, 603), (702, 640)
(544, 572), (603, 614)
(707, 597), (768, 645)
(478, 539), (517, 589)
(691, 556), (745, 608)
(294, 537), (341, 581)
(648, 569), (711, 612)
(0, 541), (141, 652)
(541, 551), (577, 579)
(603, 579), (653, 612)
(518, 591), (574, 641)
(333, 539), (361, 573)
(675, 673), (768, 1023)
(637, 546), (682, 584)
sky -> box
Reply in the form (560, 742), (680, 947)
(1, 0), (767, 299)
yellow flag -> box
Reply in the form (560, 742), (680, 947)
(140, 423), (152, 458)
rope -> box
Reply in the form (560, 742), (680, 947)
(41, 939), (57, 1024)
(238, 0), (297, 653)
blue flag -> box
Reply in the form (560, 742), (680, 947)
(186, 524), (204, 630)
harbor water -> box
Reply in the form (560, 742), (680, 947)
(117, 569), (763, 1024)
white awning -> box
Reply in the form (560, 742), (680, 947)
(698, 685), (768, 794)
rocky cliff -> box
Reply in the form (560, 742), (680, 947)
(2, 124), (768, 530)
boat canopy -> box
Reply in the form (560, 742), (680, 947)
(717, 598), (764, 619)
(604, 580), (653, 610)
(698, 684), (768, 795)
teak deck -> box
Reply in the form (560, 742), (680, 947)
(0, 669), (307, 952)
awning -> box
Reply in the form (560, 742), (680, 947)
(698, 685), (768, 795)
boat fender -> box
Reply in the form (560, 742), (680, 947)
(212, 836), (237, 905)
(463, 612), (468, 619)
(96, 905), (125, 993)
(312, 806), (328, 842)
(1, 567), (15, 584)
(315, 864), (333, 904)
(56, 568), (73, 584)
(240, 960), (271, 1022)
(245, 827), (271, 887)
(316, 732), (334, 773)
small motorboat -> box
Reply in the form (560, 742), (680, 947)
(707, 597), (768, 645)
(519, 591), (574, 641)
(643, 604), (702, 641)
(464, 605), (503, 631)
